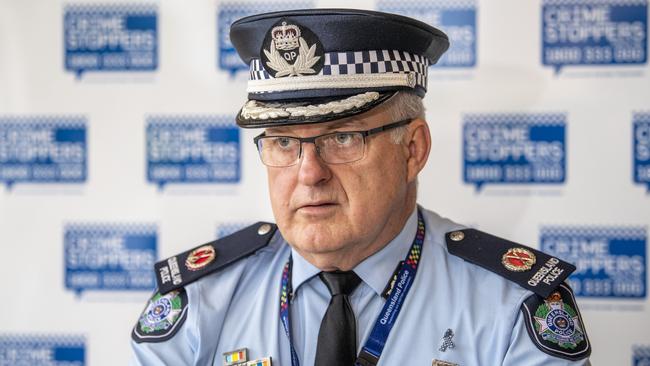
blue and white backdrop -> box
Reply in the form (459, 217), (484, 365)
(0, 0), (649, 365)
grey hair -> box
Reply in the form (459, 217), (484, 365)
(379, 91), (426, 144)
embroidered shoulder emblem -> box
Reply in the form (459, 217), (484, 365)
(521, 283), (591, 360)
(132, 289), (188, 343)
(260, 19), (324, 77)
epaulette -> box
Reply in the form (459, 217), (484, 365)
(445, 229), (575, 298)
(155, 222), (278, 295)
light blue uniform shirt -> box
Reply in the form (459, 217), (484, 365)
(130, 207), (591, 365)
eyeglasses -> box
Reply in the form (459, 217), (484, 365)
(253, 118), (413, 167)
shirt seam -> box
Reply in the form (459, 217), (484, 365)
(190, 281), (202, 363)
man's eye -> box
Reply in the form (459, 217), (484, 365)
(334, 133), (354, 145)
(274, 137), (294, 149)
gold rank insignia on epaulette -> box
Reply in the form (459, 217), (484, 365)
(155, 222), (278, 295)
(445, 229), (575, 298)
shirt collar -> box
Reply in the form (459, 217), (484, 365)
(354, 207), (418, 296)
(290, 207), (418, 296)
(290, 246), (321, 293)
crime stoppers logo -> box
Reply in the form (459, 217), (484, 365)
(0, 116), (87, 189)
(64, 4), (158, 78)
(217, 1), (313, 76)
(542, 0), (648, 74)
(378, 0), (477, 68)
(0, 334), (85, 365)
(463, 113), (566, 191)
(541, 226), (647, 298)
(634, 112), (650, 192)
(147, 116), (240, 188)
(64, 223), (157, 294)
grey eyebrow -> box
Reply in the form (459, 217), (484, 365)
(265, 119), (367, 136)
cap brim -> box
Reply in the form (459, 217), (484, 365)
(236, 91), (394, 128)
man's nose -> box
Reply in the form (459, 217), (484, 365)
(297, 142), (331, 186)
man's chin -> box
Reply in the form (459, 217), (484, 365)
(291, 241), (350, 259)
(289, 226), (348, 251)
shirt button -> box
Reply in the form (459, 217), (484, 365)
(258, 223), (272, 235)
(449, 231), (465, 242)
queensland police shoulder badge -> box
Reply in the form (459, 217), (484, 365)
(132, 288), (188, 343)
(521, 283), (591, 360)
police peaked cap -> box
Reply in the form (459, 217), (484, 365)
(230, 8), (449, 127)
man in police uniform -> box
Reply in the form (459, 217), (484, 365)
(130, 9), (592, 366)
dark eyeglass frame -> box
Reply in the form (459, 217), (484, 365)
(253, 118), (413, 167)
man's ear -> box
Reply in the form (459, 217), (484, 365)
(405, 118), (431, 183)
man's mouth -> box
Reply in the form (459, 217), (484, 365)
(297, 201), (338, 213)
(301, 200), (335, 207)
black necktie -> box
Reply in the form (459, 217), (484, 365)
(315, 271), (362, 366)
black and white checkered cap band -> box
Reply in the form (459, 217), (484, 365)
(248, 49), (429, 94)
